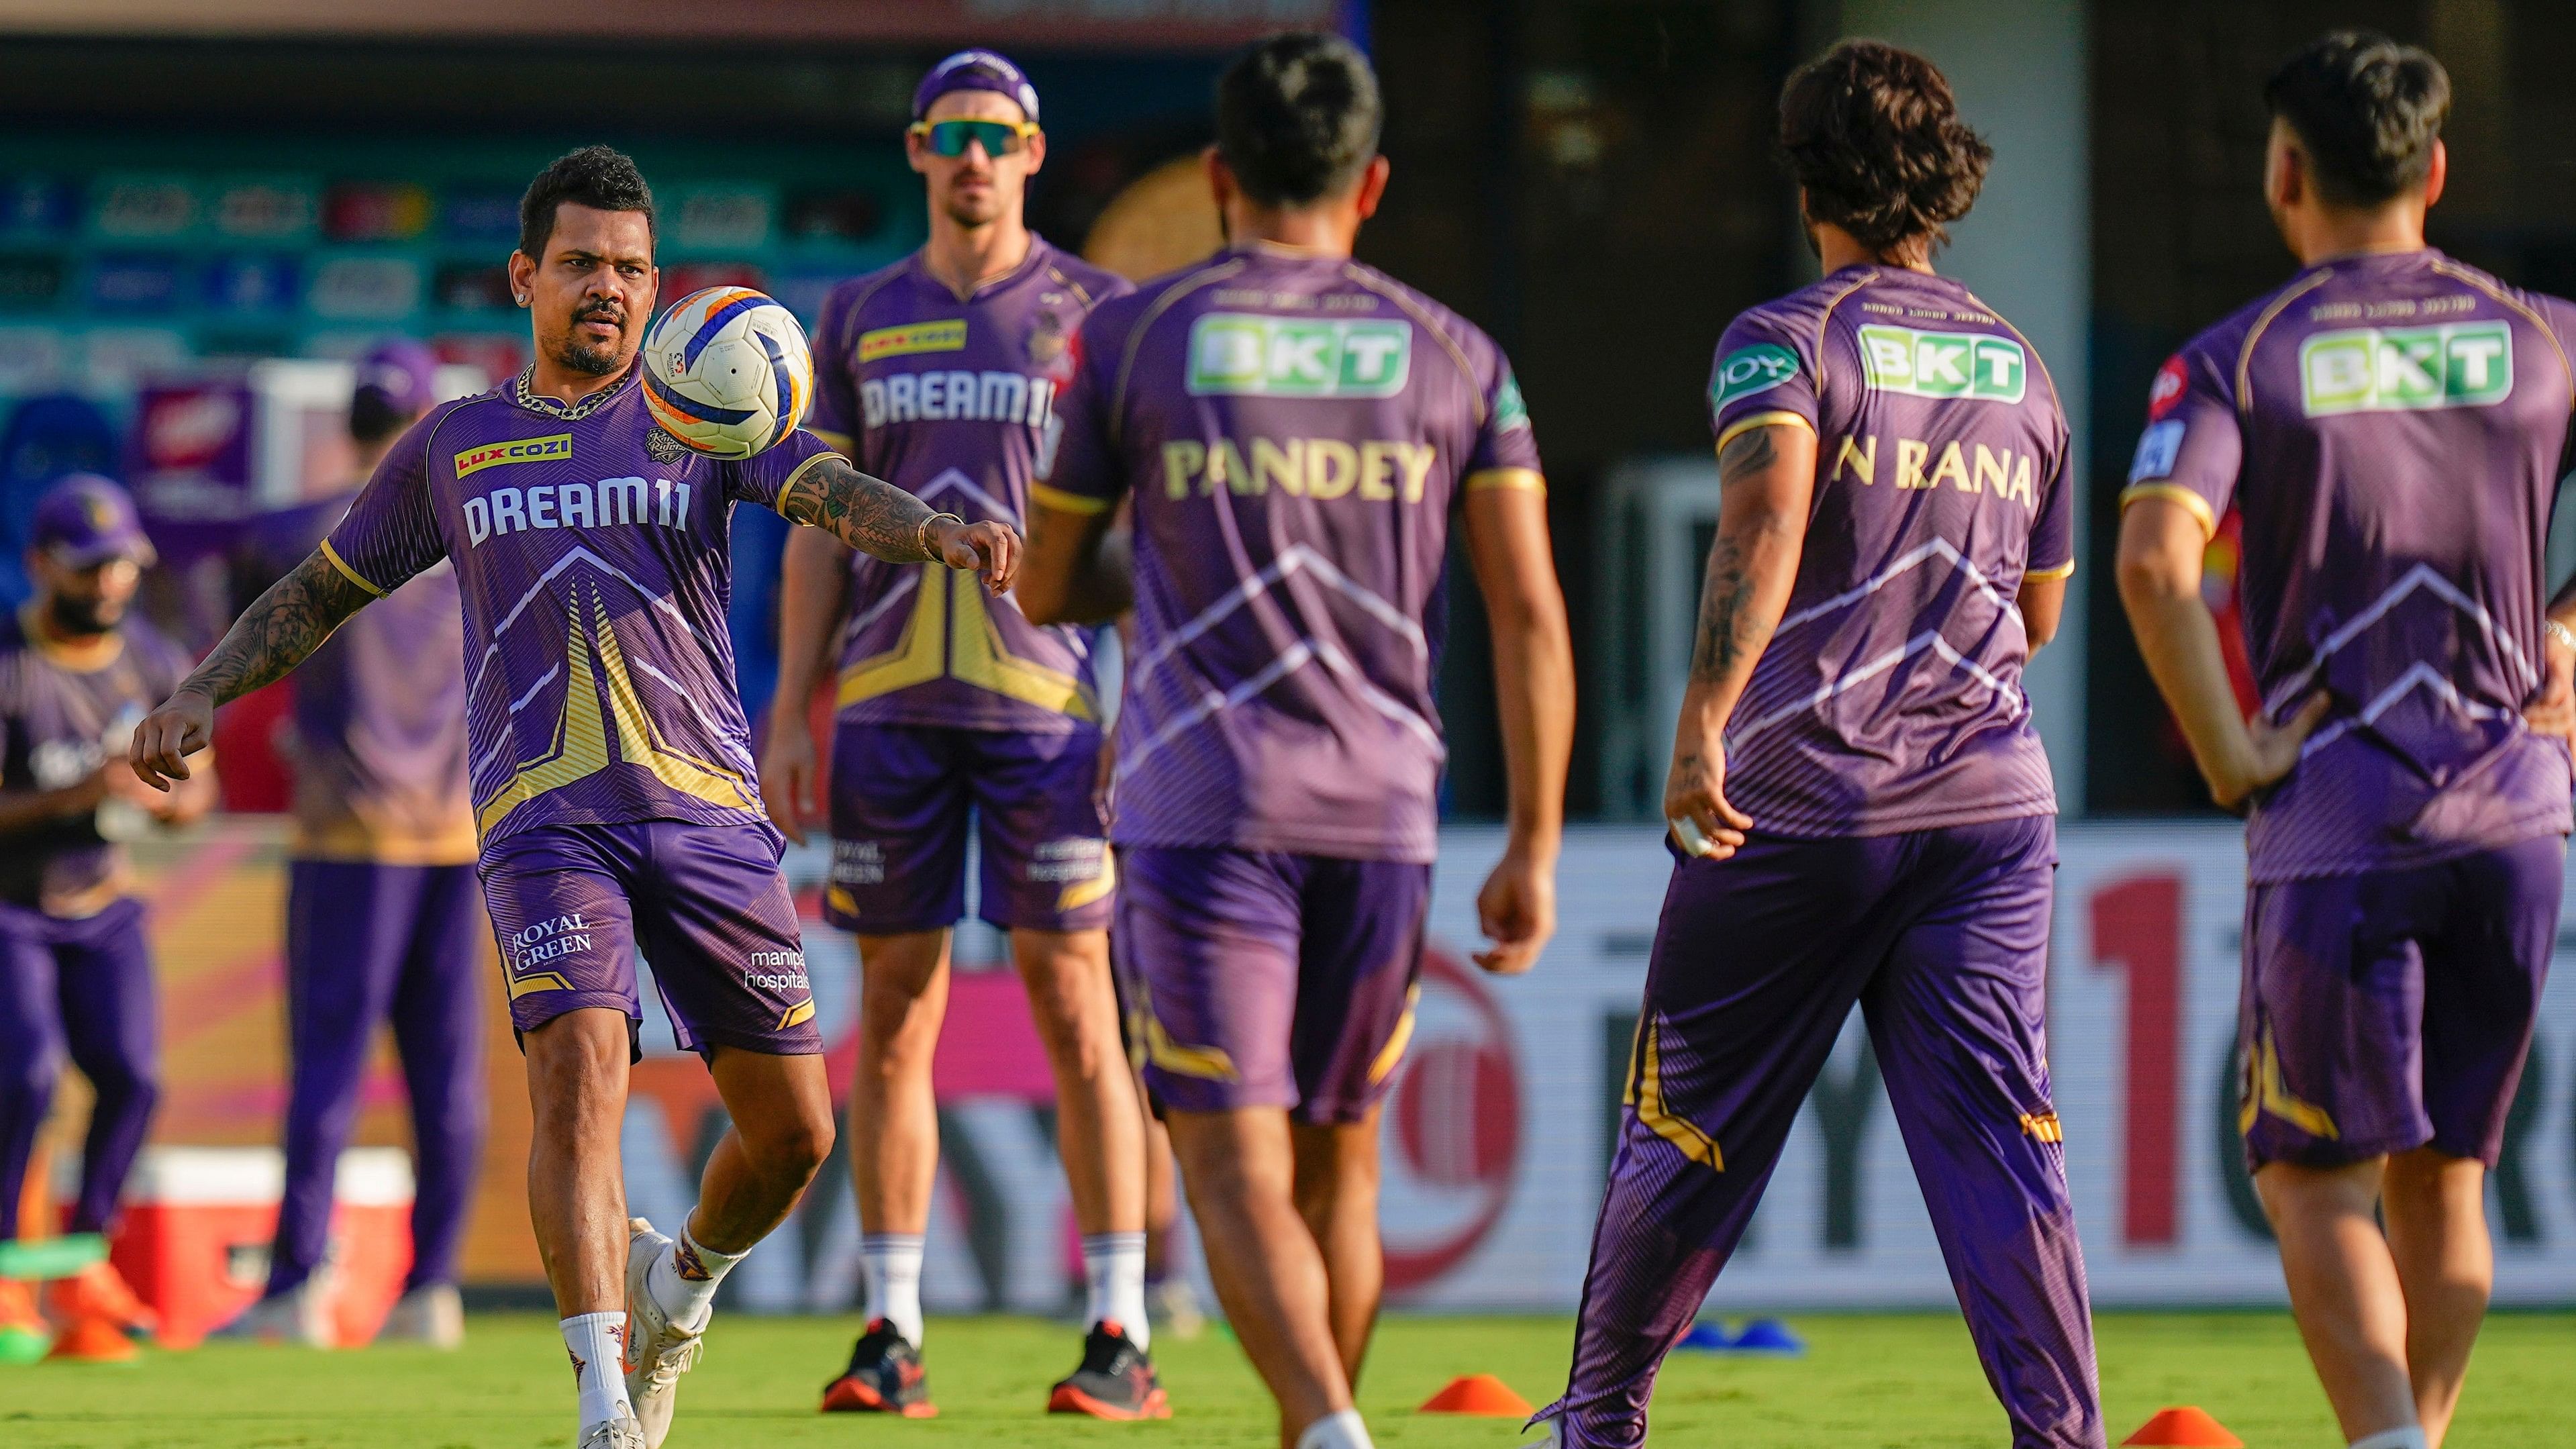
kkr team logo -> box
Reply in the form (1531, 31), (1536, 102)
(1856, 325), (2028, 404)
(1187, 313), (1413, 399)
(454, 432), (573, 478)
(2298, 320), (2512, 417)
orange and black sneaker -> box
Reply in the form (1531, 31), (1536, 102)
(1047, 1321), (1169, 1419)
(45, 1259), (157, 1340)
(0, 1279), (49, 1364)
(820, 1318), (936, 1417)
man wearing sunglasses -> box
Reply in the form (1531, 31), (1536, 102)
(0, 474), (212, 1360)
(764, 49), (1158, 1420)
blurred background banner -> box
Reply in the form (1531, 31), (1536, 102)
(89, 823), (2576, 1309)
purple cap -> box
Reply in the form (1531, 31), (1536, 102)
(354, 338), (439, 417)
(912, 49), (1040, 125)
(30, 473), (154, 568)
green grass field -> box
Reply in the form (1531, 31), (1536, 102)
(3, 1311), (2569, 1446)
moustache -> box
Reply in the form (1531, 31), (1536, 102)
(574, 304), (626, 325)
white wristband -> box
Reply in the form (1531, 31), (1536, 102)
(2547, 618), (2576, 654)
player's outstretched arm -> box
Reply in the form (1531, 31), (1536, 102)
(1461, 483), (1575, 976)
(1015, 500), (1131, 626)
(2116, 496), (2328, 811)
(1664, 423), (1817, 860)
(129, 548), (375, 790)
(784, 454), (1018, 593)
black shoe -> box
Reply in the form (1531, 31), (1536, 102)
(1046, 1320), (1170, 1419)
(820, 1319), (937, 1417)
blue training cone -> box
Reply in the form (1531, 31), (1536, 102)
(1675, 1321), (1731, 1352)
(1725, 1317), (1806, 1356)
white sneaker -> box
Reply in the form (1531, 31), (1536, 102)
(207, 1279), (332, 1347)
(576, 1413), (647, 1448)
(620, 1218), (703, 1449)
(376, 1284), (464, 1349)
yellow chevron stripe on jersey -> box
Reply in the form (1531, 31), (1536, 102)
(2238, 1025), (2339, 1141)
(476, 593), (619, 836)
(1143, 1012), (1237, 1082)
(1627, 1018), (1724, 1171)
(505, 970), (574, 999)
(836, 565), (948, 707)
(477, 585), (757, 837)
(949, 571), (1098, 719)
(779, 999), (816, 1031)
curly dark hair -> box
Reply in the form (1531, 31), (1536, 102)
(1216, 32), (1383, 208)
(517, 144), (656, 260)
(1778, 40), (1991, 255)
(2265, 31), (2449, 208)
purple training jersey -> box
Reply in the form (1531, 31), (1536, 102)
(1707, 265), (2074, 839)
(323, 366), (835, 846)
(2123, 248), (2576, 882)
(809, 238), (1131, 734)
(245, 496), (475, 864)
(0, 609), (190, 911)
(1039, 242), (1544, 862)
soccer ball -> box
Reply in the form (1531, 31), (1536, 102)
(640, 286), (813, 458)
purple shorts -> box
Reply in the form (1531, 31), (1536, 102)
(826, 721), (1111, 935)
(2238, 835), (2563, 1170)
(1114, 845), (1430, 1125)
(477, 821), (820, 1058)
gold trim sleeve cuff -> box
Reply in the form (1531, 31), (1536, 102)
(1714, 409), (1815, 456)
(318, 540), (387, 597)
(2024, 560), (2077, 581)
(1464, 468), (1546, 495)
(771, 449), (838, 520)
(2116, 482), (2218, 540)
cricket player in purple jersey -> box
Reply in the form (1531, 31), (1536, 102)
(128, 147), (1018, 1449)
(212, 341), (486, 1351)
(0, 476), (211, 1356)
(1537, 43), (2101, 1449)
(2117, 35), (2575, 1449)
(1019, 36), (1576, 1449)
(758, 50), (1163, 1419)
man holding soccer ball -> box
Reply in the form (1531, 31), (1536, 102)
(128, 145), (1015, 1449)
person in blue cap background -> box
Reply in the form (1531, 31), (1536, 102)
(213, 340), (486, 1350)
(0, 472), (211, 1358)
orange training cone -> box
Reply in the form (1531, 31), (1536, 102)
(2120, 1406), (2243, 1448)
(1420, 1373), (1534, 1417)
(44, 1316), (140, 1364)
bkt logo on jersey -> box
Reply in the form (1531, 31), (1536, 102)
(2299, 321), (2512, 417)
(1187, 313), (1413, 399)
(1858, 325), (2028, 404)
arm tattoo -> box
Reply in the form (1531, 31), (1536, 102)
(1689, 534), (1759, 683)
(784, 455), (940, 562)
(179, 549), (375, 707)
(1687, 427), (1786, 684)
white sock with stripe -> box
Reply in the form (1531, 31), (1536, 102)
(646, 1217), (747, 1332)
(862, 1232), (926, 1346)
(560, 1311), (633, 1433)
(1081, 1231), (1150, 1350)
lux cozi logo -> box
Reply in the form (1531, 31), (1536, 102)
(2299, 320), (2512, 417)
(1857, 325), (2028, 404)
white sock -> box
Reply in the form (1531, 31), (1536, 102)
(1081, 1231), (1150, 1350)
(1296, 1408), (1375, 1449)
(647, 1218), (748, 1332)
(560, 1312), (633, 1432)
(861, 1232), (926, 1346)
(2349, 1430), (2429, 1449)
